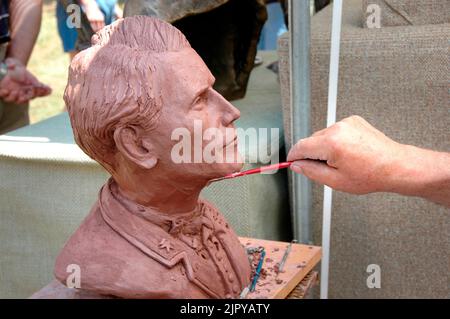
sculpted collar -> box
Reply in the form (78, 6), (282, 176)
(110, 181), (206, 237)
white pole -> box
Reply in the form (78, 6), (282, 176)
(320, 0), (343, 299)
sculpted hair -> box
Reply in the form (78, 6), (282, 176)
(64, 16), (190, 172)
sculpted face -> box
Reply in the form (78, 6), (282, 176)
(66, 16), (244, 193)
(136, 48), (243, 183)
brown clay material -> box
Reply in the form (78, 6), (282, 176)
(55, 16), (251, 299)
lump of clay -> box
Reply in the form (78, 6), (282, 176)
(55, 16), (251, 299)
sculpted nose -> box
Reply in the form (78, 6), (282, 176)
(213, 90), (240, 125)
(227, 102), (240, 123)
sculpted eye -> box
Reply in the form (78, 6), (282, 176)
(192, 92), (207, 110)
(193, 96), (202, 105)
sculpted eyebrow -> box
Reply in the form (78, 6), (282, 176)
(191, 86), (209, 104)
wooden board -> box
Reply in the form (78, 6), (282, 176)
(239, 237), (321, 299)
(287, 271), (318, 299)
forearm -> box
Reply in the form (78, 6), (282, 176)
(389, 145), (450, 207)
(7, 0), (43, 65)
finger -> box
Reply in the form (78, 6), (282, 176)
(13, 91), (27, 104)
(92, 20), (104, 32)
(35, 88), (49, 97)
(35, 85), (52, 97)
(290, 159), (340, 189)
(3, 90), (19, 103)
(21, 87), (35, 101)
(287, 135), (330, 162)
(90, 22), (99, 32)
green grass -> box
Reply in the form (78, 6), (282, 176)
(28, 1), (69, 124)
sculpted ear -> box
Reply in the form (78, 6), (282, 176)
(113, 125), (158, 170)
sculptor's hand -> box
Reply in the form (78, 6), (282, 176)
(287, 115), (450, 207)
(287, 115), (404, 194)
(81, 0), (105, 32)
(0, 58), (51, 104)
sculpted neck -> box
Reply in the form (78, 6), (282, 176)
(112, 170), (208, 216)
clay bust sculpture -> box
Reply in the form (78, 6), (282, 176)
(55, 16), (252, 298)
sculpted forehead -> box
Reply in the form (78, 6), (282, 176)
(157, 48), (215, 100)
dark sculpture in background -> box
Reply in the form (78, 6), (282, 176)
(124, 0), (268, 101)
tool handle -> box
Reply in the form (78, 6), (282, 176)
(239, 161), (292, 177)
(209, 161), (293, 183)
(250, 250), (266, 292)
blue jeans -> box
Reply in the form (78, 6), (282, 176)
(56, 0), (117, 52)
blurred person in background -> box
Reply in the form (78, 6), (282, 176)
(0, 0), (51, 134)
(56, 0), (122, 60)
(257, 0), (287, 51)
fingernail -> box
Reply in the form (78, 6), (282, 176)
(291, 163), (303, 173)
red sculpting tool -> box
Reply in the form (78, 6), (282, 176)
(208, 161), (293, 184)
